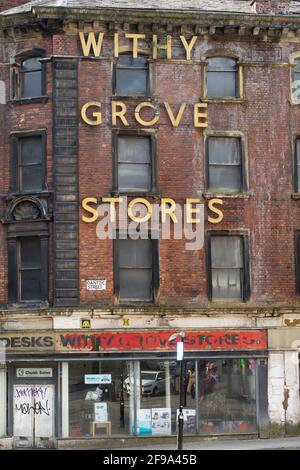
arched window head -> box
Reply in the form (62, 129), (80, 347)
(115, 54), (149, 96)
(206, 57), (239, 99)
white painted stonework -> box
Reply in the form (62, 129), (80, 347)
(268, 351), (300, 425)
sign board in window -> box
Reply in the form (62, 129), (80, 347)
(84, 374), (112, 385)
(16, 368), (53, 378)
(86, 280), (106, 291)
(94, 402), (108, 422)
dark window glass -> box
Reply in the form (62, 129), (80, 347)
(206, 57), (238, 98)
(116, 55), (148, 96)
(117, 136), (151, 191)
(210, 236), (243, 300)
(118, 238), (153, 301)
(19, 237), (42, 301)
(20, 57), (42, 98)
(18, 136), (44, 192)
(296, 138), (300, 192)
(208, 137), (242, 193)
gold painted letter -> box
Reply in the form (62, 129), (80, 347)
(194, 103), (208, 128)
(128, 198), (153, 223)
(135, 102), (159, 127)
(208, 198), (224, 224)
(161, 198), (178, 223)
(112, 101), (129, 126)
(81, 102), (102, 126)
(186, 198), (201, 223)
(82, 198), (98, 223)
(180, 36), (198, 61)
(153, 34), (172, 60)
(125, 33), (146, 58)
(102, 197), (123, 223)
(79, 32), (104, 57)
(164, 103), (186, 128)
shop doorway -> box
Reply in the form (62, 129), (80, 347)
(13, 384), (55, 448)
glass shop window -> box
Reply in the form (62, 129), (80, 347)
(115, 54), (149, 96)
(206, 57), (239, 99)
(197, 359), (257, 434)
(210, 235), (246, 301)
(68, 361), (131, 437)
(207, 136), (244, 194)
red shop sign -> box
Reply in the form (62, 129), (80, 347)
(58, 330), (267, 352)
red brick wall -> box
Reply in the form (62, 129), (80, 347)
(2, 29), (300, 308)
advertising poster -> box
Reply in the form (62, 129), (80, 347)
(94, 402), (108, 422)
(137, 409), (152, 435)
(177, 409), (196, 433)
(151, 408), (171, 435)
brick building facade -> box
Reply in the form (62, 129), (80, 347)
(0, 0), (300, 449)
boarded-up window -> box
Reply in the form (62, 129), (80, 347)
(118, 238), (153, 301)
(207, 136), (243, 193)
(115, 55), (149, 96)
(210, 235), (249, 301)
(206, 57), (239, 99)
(117, 135), (152, 191)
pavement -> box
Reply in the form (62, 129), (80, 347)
(117, 436), (300, 450)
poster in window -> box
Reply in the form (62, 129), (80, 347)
(176, 408), (196, 433)
(151, 408), (171, 435)
(94, 402), (108, 422)
(137, 409), (152, 435)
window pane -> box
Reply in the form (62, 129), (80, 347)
(209, 166), (241, 193)
(207, 58), (237, 71)
(116, 69), (147, 95)
(211, 236), (242, 268)
(20, 137), (43, 165)
(294, 59), (300, 73)
(118, 163), (151, 191)
(119, 268), (152, 300)
(212, 268), (241, 299)
(21, 57), (42, 71)
(119, 239), (152, 268)
(207, 71), (237, 98)
(118, 137), (151, 163)
(20, 237), (41, 268)
(298, 166), (300, 192)
(208, 138), (241, 164)
(21, 70), (42, 98)
(118, 55), (148, 67)
(20, 270), (42, 301)
(21, 165), (43, 192)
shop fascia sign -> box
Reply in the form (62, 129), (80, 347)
(79, 32), (208, 129)
(0, 330), (267, 353)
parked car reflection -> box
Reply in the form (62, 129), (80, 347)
(124, 371), (166, 396)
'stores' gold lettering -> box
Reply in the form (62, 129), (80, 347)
(208, 198), (224, 224)
(82, 198), (98, 222)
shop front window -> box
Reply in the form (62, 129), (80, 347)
(69, 361), (131, 437)
(197, 359), (257, 434)
(68, 358), (257, 438)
